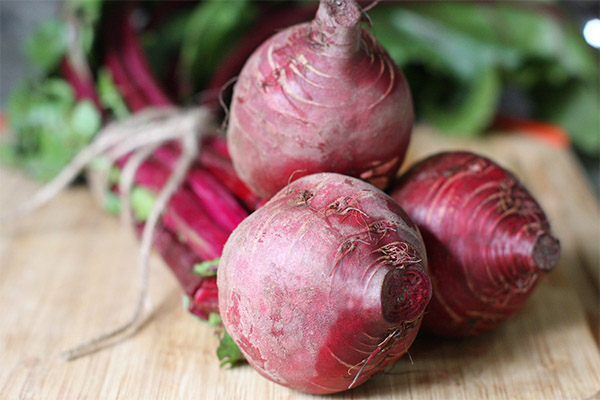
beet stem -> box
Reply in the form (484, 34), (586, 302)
(532, 233), (560, 272)
(312, 0), (362, 57)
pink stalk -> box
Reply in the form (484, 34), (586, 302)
(60, 58), (104, 114)
(132, 160), (229, 260)
(153, 145), (249, 231)
(190, 277), (219, 320)
(104, 46), (149, 111)
(119, 4), (172, 107)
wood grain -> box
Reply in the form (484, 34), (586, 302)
(1, 128), (599, 399)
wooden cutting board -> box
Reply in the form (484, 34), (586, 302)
(1, 127), (599, 399)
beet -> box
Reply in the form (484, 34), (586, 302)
(390, 151), (560, 337)
(218, 173), (431, 394)
(226, 0), (413, 199)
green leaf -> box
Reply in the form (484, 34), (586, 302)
(538, 81), (600, 156)
(373, 2), (595, 83)
(370, 5), (521, 82)
(208, 312), (222, 326)
(70, 100), (101, 141)
(97, 68), (130, 120)
(68, 0), (104, 24)
(88, 157), (120, 184)
(180, 0), (258, 90)
(5, 78), (97, 180)
(103, 191), (122, 215)
(0, 143), (18, 166)
(26, 20), (68, 72)
(130, 187), (157, 222)
(422, 66), (501, 136)
(217, 331), (244, 368)
(141, 11), (192, 83)
(193, 259), (220, 277)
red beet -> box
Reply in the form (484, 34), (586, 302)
(227, 0), (413, 199)
(218, 173), (431, 394)
(390, 152), (560, 337)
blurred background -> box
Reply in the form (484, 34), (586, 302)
(1, 0), (598, 190)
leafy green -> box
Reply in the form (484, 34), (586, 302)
(208, 312), (222, 326)
(71, 100), (102, 140)
(129, 187), (157, 222)
(179, 0), (258, 94)
(103, 191), (122, 215)
(217, 331), (244, 368)
(368, 2), (599, 153)
(421, 66), (501, 136)
(193, 259), (220, 277)
(26, 20), (68, 73)
(66, 0), (104, 55)
(5, 79), (101, 180)
(68, 0), (104, 24)
(97, 68), (130, 120)
(142, 11), (192, 83)
(371, 6), (520, 82)
(537, 80), (600, 156)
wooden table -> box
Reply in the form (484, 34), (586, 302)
(1, 128), (599, 399)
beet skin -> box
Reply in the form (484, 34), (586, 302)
(218, 173), (431, 394)
(390, 152), (560, 337)
(227, 0), (414, 199)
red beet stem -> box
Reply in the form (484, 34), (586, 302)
(162, 189), (229, 261)
(132, 160), (229, 260)
(311, 0), (362, 58)
(204, 137), (230, 159)
(104, 45), (149, 111)
(60, 58), (104, 114)
(152, 145), (249, 232)
(198, 149), (261, 210)
(190, 277), (219, 320)
(101, 4), (150, 111)
(151, 223), (205, 297)
(139, 223), (219, 321)
(154, 140), (261, 210)
(119, 5), (172, 107)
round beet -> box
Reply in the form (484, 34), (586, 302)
(390, 152), (560, 337)
(227, 0), (413, 199)
(218, 173), (431, 394)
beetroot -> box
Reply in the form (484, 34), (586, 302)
(390, 152), (560, 337)
(218, 173), (431, 394)
(226, 0), (413, 199)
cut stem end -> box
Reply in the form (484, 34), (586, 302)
(381, 267), (432, 324)
(532, 233), (560, 272)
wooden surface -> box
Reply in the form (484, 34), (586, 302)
(1, 127), (599, 399)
